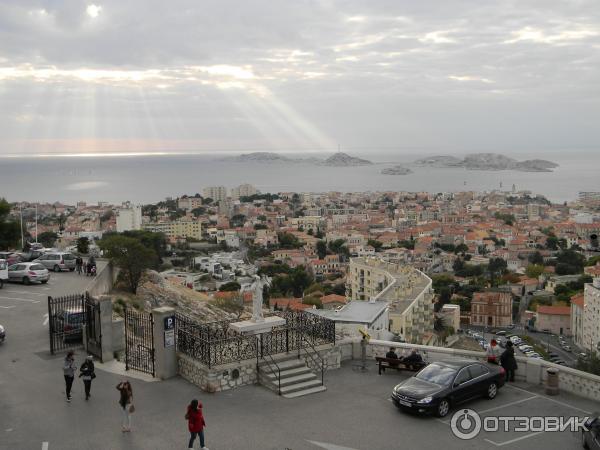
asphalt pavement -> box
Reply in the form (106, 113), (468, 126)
(1, 272), (598, 450)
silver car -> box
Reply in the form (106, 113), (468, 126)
(7, 262), (50, 285)
(33, 252), (76, 272)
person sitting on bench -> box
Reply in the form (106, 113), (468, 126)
(403, 349), (423, 364)
(386, 347), (399, 359)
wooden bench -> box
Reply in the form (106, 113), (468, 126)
(375, 357), (427, 375)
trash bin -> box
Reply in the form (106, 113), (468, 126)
(546, 368), (559, 396)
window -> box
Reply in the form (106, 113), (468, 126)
(468, 364), (489, 379)
(454, 368), (472, 385)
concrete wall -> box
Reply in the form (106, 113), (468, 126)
(88, 261), (120, 297)
(337, 338), (600, 402)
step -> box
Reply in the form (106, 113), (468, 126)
(259, 358), (305, 372)
(283, 385), (327, 399)
(279, 379), (323, 395)
(263, 366), (312, 380)
(262, 372), (317, 388)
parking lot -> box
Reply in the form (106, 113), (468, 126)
(1, 268), (598, 450)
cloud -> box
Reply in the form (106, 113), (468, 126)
(0, 0), (599, 155)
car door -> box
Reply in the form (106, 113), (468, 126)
(467, 364), (491, 396)
(8, 264), (24, 280)
(450, 367), (473, 403)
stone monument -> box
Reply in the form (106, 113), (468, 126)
(228, 275), (286, 334)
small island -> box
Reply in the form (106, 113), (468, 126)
(381, 165), (413, 176)
(321, 152), (373, 166)
(224, 151), (373, 167)
(413, 153), (558, 172)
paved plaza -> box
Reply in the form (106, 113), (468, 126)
(1, 269), (598, 450)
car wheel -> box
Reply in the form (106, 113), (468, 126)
(436, 399), (450, 417)
(41, 280), (48, 284)
(69, 268), (75, 272)
(0, 279), (3, 289)
(486, 382), (498, 399)
(53, 265), (61, 272)
(22, 277), (30, 285)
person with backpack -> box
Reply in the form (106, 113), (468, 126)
(63, 351), (77, 402)
(186, 399), (208, 450)
(79, 355), (96, 400)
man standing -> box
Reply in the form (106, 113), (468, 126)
(79, 355), (95, 400)
(63, 351), (77, 402)
(75, 256), (83, 275)
(500, 341), (518, 382)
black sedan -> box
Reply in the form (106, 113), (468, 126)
(582, 414), (600, 449)
(391, 360), (505, 417)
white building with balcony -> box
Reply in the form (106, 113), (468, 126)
(116, 204), (142, 232)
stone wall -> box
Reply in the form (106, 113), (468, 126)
(177, 353), (257, 392)
(337, 338), (600, 401)
(301, 344), (342, 373)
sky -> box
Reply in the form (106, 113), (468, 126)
(0, 0), (599, 157)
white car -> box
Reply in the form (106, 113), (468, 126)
(529, 352), (541, 358)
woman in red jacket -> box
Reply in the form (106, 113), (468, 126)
(186, 399), (208, 450)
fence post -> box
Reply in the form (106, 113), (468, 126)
(48, 296), (54, 355)
(286, 327), (289, 353)
(124, 307), (129, 371)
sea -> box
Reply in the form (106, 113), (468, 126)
(0, 151), (598, 204)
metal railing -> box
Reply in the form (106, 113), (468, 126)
(299, 336), (326, 386)
(259, 351), (283, 395)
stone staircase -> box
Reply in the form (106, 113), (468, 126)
(258, 354), (326, 398)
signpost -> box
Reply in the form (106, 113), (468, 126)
(164, 315), (175, 348)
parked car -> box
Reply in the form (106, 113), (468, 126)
(0, 324), (5, 343)
(562, 345), (572, 352)
(391, 360), (505, 417)
(33, 252), (76, 272)
(0, 259), (8, 289)
(17, 249), (46, 262)
(581, 413), (600, 449)
(55, 308), (85, 342)
(7, 262), (50, 285)
(495, 330), (507, 336)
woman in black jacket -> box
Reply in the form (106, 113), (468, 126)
(79, 355), (95, 400)
(500, 341), (518, 382)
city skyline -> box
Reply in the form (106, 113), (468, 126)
(0, 0), (599, 156)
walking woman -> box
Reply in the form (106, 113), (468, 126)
(79, 355), (95, 400)
(116, 381), (134, 432)
(500, 341), (518, 382)
(186, 399), (208, 450)
(63, 351), (77, 402)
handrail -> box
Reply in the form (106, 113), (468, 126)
(260, 352), (282, 395)
(300, 337), (326, 386)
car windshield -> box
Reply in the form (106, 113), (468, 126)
(29, 264), (46, 271)
(415, 364), (457, 386)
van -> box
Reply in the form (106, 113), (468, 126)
(34, 252), (76, 272)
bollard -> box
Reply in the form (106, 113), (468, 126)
(545, 368), (559, 396)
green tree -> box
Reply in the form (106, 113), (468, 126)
(38, 231), (58, 248)
(0, 199), (21, 250)
(328, 239), (349, 258)
(367, 239), (383, 251)
(316, 240), (327, 259)
(278, 232), (302, 249)
(99, 235), (157, 294)
(555, 250), (585, 275)
(230, 214), (246, 227)
(302, 296), (322, 309)
(191, 207), (207, 217)
(526, 264), (545, 279)
(529, 251), (544, 265)
(454, 243), (469, 254)
(219, 281), (241, 291)
(76, 236), (90, 254)
(488, 257), (508, 284)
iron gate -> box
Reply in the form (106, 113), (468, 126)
(84, 295), (102, 362)
(48, 293), (86, 354)
(124, 307), (155, 377)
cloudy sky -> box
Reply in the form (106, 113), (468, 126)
(0, 0), (599, 156)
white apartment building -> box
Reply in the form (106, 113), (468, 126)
(116, 204), (142, 232)
(178, 197), (203, 211)
(581, 279), (600, 354)
(203, 186), (228, 203)
(230, 183), (258, 200)
(346, 257), (435, 345)
(144, 220), (202, 240)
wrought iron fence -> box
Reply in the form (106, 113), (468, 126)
(175, 310), (335, 368)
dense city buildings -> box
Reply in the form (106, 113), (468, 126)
(470, 291), (512, 328)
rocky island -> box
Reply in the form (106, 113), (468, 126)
(225, 151), (373, 167)
(413, 153), (558, 172)
(381, 165), (413, 175)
